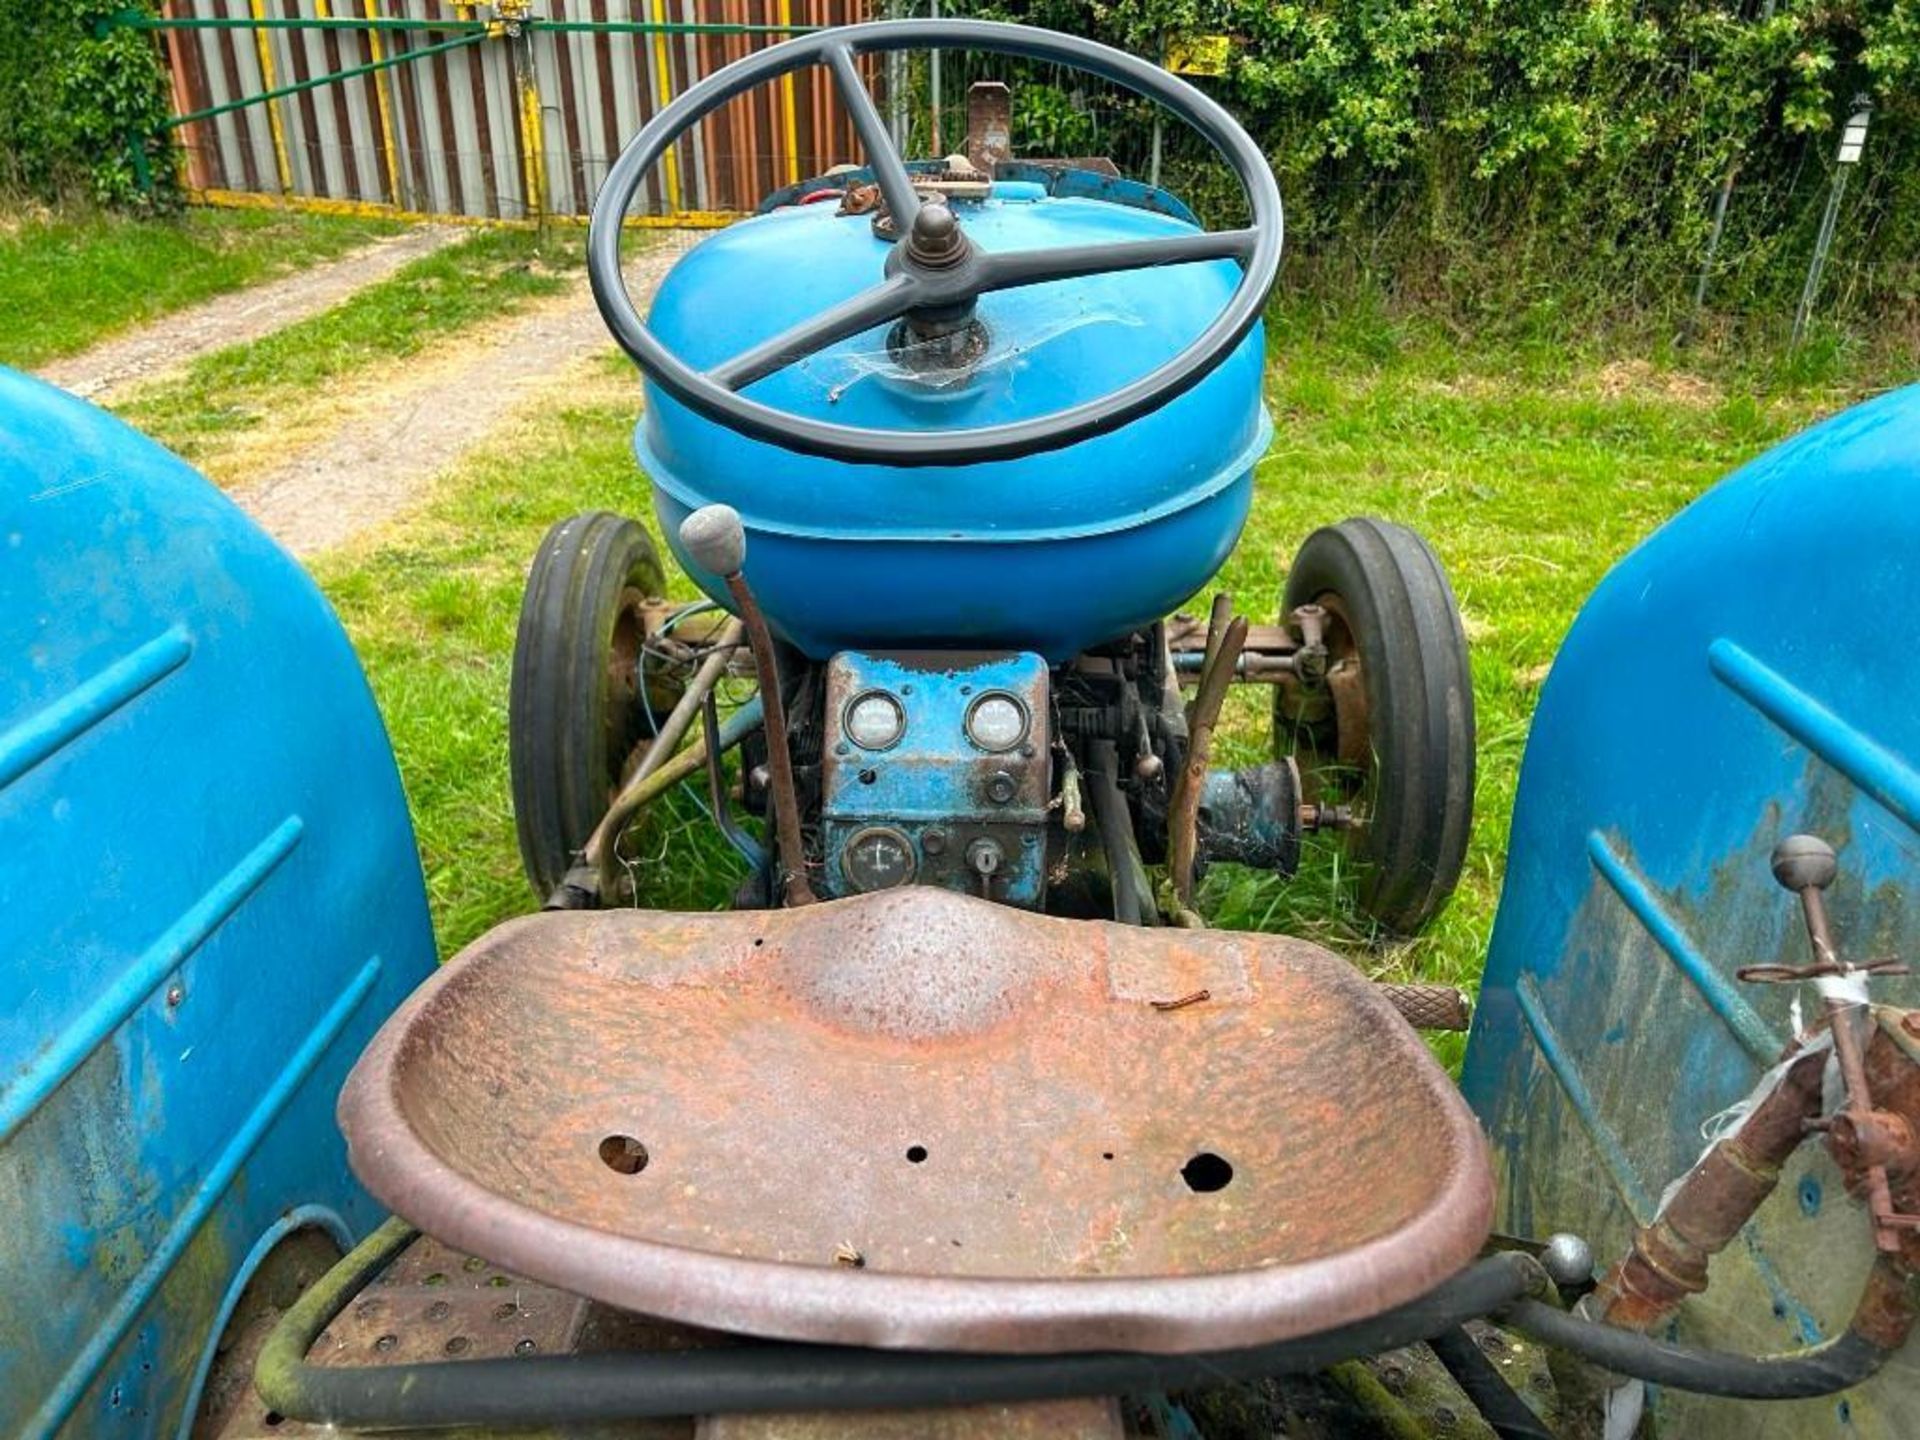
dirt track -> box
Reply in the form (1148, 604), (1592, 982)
(37, 226), (461, 403)
(230, 239), (691, 557)
(37, 226), (695, 556)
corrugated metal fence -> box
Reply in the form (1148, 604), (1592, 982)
(153, 1), (880, 223)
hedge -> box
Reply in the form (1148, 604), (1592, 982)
(1, 1), (176, 206)
(6, 0), (1914, 325)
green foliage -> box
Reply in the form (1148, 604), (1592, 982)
(945, 0), (1919, 327)
(0, 1), (177, 205)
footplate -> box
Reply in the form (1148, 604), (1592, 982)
(212, 1234), (677, 1440)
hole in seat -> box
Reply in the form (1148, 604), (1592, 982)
(599, 1134), (650, 1175)
(1181, 1151), (1234, 1193)
(906, 1145), (929, 1164)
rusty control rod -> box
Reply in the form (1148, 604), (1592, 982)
(1194, 592), (1234, 718)
(1590, 1043), (1828, 1332)
(1169, 607), (1249, 914)
(680, 506), (816, 905)
(1593, 836), (1900, 1333)
(584, 615), (745, 901)
(1516, 1038), (1920, 1399)
(1744, 834), (1917, 1252)
(1537, 832), (1920, 1401)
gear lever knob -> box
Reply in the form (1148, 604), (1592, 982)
(1771, 834), (1838, 893)
(680, 504), (747, 579)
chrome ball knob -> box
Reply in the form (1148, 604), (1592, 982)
(680, 504), (747, 578)
(1541, 1232), (1594, 1289)
(1770, 833), (1838, 893)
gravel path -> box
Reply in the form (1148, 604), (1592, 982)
(38, 226), (462, 403)
(230, 237), (694, 557)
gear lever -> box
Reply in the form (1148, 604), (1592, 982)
(681, 505), (816, 905)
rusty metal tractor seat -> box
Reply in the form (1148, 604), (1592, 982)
(340, 887), (1493, 1356)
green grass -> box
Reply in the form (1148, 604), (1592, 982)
(0, 203), (398, 369)
(116, 228), (582, 468)
(315, 319), (1877, 1029)
(1206, 314), (1834, 1062)
(314, 361), (736, 955)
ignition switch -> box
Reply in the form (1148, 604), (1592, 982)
(965, 837), (1003, 895)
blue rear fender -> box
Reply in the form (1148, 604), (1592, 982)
(0, 369), (436, 1438)
(1461, 384), (1920, 1438)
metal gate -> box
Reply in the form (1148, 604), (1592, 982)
(134, 1), (882, 225)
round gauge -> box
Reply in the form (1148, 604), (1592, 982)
(964, 692), (1028, 752)
(845, 690), (906, 750)
(842, 826), (917, 892)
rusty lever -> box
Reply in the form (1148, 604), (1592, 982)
(681, 505), (815, 906)
(1752, 834), (1913, 1252)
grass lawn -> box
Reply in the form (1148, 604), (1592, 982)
(313, 355), (736, 949)
(0, 203), (398, 369)
(314, 306), (1887, 1067)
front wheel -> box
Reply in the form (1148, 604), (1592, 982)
(1274, 517), (1475, 935)
(509, 511), (668, 901)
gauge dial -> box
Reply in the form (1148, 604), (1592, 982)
(842, 825), (917, 891)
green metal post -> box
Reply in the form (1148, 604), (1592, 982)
(126, 131), (154, 197)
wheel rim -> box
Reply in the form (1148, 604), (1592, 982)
(606, 584), (649, 794)
(1314, 594), (1373, 775)
(1282, 594), (1373, 802)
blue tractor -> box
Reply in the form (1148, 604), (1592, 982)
(5, 19), (1918, 1440)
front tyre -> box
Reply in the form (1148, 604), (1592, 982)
(509, 511), (666, 901)
(1274, 518), (1475, 935)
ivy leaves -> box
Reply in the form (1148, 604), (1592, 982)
(2, 0), (175, 205)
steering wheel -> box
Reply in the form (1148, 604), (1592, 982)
(587, 19), (1283, 467)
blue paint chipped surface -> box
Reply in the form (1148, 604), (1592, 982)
(1461, 383), (1920, 1438)
(819, 650), (1052, 906)
(0, 369), (436, 1438)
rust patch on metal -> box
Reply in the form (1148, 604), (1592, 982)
(1857, 1017), (1920, 1267)
(340, 887), (1493, 1355)
(215, 1236), (606, 1440)
(1846, 1253), (1920, 1351)
(1593, 1044), (1827, 1331)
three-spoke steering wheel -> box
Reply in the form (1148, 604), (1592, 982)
(587, 19), (1283, 466)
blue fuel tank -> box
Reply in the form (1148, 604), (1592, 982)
(638, 186), (1270, 661)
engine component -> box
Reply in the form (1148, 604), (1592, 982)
(819, 651), (1052, 905)
(1197, 760), (1304, 876)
